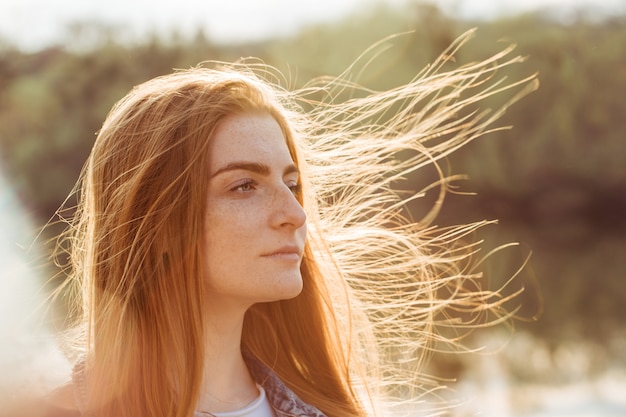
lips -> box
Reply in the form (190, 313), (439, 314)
(261, 245), (302, 260)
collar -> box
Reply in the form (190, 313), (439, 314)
(72, 353), (327, 417)
(243, 351), (327, 417)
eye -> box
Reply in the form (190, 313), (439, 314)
(287, 181), (301, 195)
(231, 179), (256, 192)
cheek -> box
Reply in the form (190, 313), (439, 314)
(204, 204), (258, 258)
(299, 221), (308, 239)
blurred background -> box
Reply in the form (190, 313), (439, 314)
(1, 0), (625, 415)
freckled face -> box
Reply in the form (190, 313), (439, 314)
(203, 112), (307, 312)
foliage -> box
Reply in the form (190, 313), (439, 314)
(0, 2), (625, 342)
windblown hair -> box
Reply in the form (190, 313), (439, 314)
(55, 30), (537, 417)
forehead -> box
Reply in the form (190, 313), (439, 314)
(208, 112), (294, 171)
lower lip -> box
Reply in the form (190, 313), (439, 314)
(262, 253), (301, 261)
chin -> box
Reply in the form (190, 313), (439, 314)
(283, 281), (304, 300)
(268, 275), (304, 302)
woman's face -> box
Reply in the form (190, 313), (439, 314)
(203, 111), (307, 313)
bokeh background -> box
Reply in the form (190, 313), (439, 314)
(1, 0), (625, 415)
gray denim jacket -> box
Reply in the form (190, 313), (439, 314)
(71, 352), (327, 417)
(243, 352), (327, 417)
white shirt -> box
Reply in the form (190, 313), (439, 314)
(197, 385), (275, 417)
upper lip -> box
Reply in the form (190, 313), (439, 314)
(262, 245), (302, 257)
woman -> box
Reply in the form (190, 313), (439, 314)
(41, 31), (536, 417)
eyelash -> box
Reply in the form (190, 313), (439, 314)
(231, 179), (256, 192)
(288, 183), (302, 195)
(230, 179), (301, 194)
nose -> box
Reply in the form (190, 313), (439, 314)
(271, 185), (307, 229)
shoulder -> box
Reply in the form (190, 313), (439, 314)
(46, 383), (81, 415)
(10, 383), (83, 417)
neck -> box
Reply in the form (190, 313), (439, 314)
(196, 307), (258, 413)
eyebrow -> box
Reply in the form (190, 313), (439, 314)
(211, 161), (299, 179)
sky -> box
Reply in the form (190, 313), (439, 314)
(0, 0), (624, 51)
